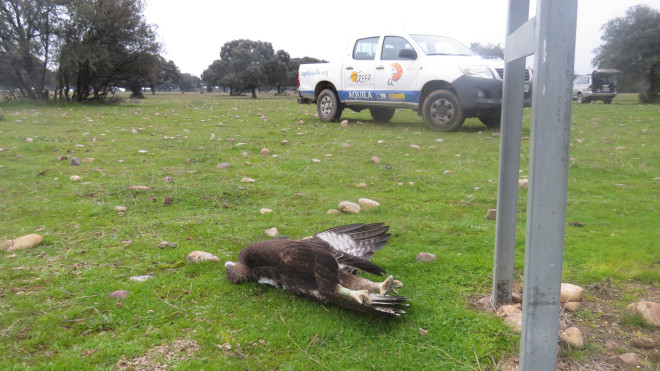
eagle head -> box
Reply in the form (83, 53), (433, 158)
(225, 261), (250, 284)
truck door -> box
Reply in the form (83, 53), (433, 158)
(374, 36), (419, 104)
(341, 37), (378, 102)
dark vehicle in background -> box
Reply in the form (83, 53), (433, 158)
(572, 69), (621, 104)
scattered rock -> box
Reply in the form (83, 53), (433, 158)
(416, 252), (436, 262)
(114, 205), (127, 212)
(357, 198), (380, 210)
(560, 283), (584, 303)
(485, 208), (497, 220)
(129, 275), (153, 282)
(496, 305), (522, 318)
(131, 128), (138, 134)
(82, 158), (94, 163)
(370, 156), (381, 163)
(281, 140), (289, 145)
(356, 183), (368, 188)
(340, 120), (349, 127)
(157, 241), (178, 249)
(518, 178), (528, 189)
(264, 227), (278, 237)
(475, 295), (495, 312)
(618, 352), (639, 366)
(338, 201), (360, 214)
(442, 169), (452, 174)
(216, 163), (231, 169)
(0, 234), (44, 252)
(241, 177), (255, 183)
(631, 337), (655, 349)
(109, 290), (129, 299)
(410, 144), (421, 150)
(503, 312), (523, 333)
(26, 137), (34, 142)
(260, 208), (272, 214)
(57, 155), (68, 161)
(70, 175), (82, 182)
(164, 176), (174, 182)
(326, 209), (340, 214)
(560, 327), (584, 348)
(419, 328), (428, 336)
(128, 185), (150, 191)
(298, 120), (305, 125)
(311, 159), (321, 163)
(624, 301), (660, 327)
(512, 292), (522, 303)
(563, 302), (581, 312)
(260, 148), (270, 155)
(69, 157), (81, 166)
(187, 251), (220, 262)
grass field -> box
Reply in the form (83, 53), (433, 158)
(0, 92), (658, 369)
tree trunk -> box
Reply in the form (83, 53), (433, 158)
(649, 63), (659, 99)
(251, 87), (257, 99)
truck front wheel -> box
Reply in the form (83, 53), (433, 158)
(422, 90), (464, 132)
(317, 89), (343, 122)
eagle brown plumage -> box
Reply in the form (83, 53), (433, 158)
(225, 223), (408, 317)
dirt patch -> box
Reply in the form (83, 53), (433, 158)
(116, 338), (199, 371)
(472, 280), (659, 370)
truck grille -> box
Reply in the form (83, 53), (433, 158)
(495, 68), (531, 81)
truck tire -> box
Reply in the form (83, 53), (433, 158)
(370, 107), (396, 123)
(577, 92), (588, 104)
(422, 90), (464, 132)
(479, 114), (501, 129)
(317, 89), (343, 122)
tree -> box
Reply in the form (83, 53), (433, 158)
(178, 73), (201, 92)
(219, 39), (275, 98)
(57, 0), (160, 101)
(201, 59), (228, 92)
(0, 0), (64, 99)
(593, 5), (660, 101)
(151, 57), (181, 93)
(469, 42), (504, 59)
(266, 49), (290, 94)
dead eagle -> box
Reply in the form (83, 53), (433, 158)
(225, 223), (408, 317)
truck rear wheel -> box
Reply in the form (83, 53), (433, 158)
(370, 107), (396, 123)
(479, 114), (501, 129)
(317, 89), (343, 122)
(422, 90), (464, 132)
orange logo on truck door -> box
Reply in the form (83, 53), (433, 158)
(391, 63), (403, 82)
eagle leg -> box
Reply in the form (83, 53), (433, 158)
(379, 275), (404, 295)
(338, 286), (372, 305)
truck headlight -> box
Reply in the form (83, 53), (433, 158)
(459, 66), (495, 79)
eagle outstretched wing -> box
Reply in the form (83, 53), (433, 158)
(307, 223), (391, 274)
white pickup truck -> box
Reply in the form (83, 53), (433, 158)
(298, 33), (532, 131)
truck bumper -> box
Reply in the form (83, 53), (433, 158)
(453, 75), (532, 117)
(298, 90), (315, 104)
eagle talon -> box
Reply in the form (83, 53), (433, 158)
(379, 275), (399, 295)
(349, 289), (372, 305)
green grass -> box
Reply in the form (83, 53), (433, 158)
(0, 92), (657, 369)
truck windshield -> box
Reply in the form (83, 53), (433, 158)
(410, 34), (474, 56)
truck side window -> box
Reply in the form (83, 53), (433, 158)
(353, 37), (379, 60)
(381, 36), (413, 60)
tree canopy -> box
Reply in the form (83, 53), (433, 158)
(592, 5), (660, 101)
(469, 42), (504, 59)
(0, 0), (172, 101)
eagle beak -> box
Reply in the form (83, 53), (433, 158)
(225, 261), (235, 267)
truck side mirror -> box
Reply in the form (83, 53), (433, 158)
(399, 49), (417, 60)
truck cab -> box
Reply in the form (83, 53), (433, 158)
(298, 33), (533, 131)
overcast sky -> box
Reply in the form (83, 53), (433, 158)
(144, 0), (660, 77)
